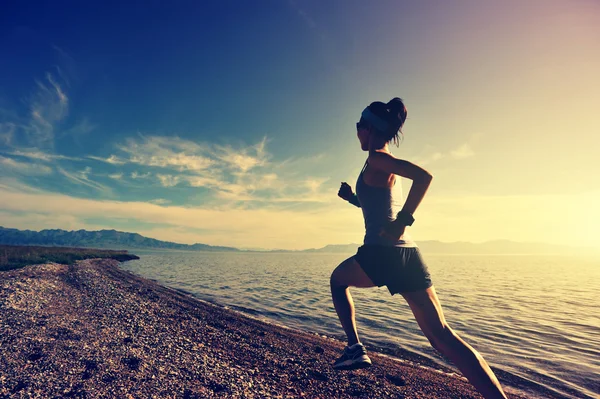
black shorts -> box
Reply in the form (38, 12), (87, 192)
(354, 245), (432, 295)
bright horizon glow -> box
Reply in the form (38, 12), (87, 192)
(1, 1), (599, 250)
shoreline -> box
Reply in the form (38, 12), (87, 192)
(162, 285), (560, 399)
(0, 259), (531, 398)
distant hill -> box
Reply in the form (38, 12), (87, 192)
(0, 226), (239, 252)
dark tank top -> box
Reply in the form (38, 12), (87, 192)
(355, 160), (416, 247)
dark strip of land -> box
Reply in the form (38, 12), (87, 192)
(0, 244), (139, 271)
(0, 258), (530, 398)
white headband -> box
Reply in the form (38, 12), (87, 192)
(361, 108), (389, 132)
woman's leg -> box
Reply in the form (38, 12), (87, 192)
(330, 256), (376, 345)
(402, 287), (508, 399)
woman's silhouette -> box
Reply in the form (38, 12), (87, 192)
(331, 98), (508, 399)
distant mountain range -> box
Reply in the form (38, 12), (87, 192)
(0, 226), (239, 252)
(0, 226), (595, 255)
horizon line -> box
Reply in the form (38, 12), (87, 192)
(1, 225), (598, 253)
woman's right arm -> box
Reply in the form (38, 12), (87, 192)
(369, 152), (432, 216)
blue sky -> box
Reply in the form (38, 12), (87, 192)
(1, 1), (599, 249)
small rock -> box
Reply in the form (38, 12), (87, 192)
(310, 370), (328, 381)
(385, 374), (406, 386)
(121, 356), (141, 371)
(12, 380), (27, 393)
(208, 381), (228, 393)
(83, 359), (98, 370)
(27, 351), (44, 361)
(101, 374), (116, 383)
(350, 388), (366, 397)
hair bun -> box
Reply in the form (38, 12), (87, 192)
(386, 97), (407, 128)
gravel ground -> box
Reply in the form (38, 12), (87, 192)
(0, 259), (530, 398)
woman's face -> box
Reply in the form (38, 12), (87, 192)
(356, 121), (371, 151)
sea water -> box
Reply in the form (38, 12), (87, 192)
(120, 251), (600, 399)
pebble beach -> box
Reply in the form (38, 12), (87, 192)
(0, 258), (530, 398)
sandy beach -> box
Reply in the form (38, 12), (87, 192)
(0, 259), (530, 398)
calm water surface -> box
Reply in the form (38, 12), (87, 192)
(121, 251), (600, 399)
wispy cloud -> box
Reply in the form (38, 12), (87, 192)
(6, 150), (80, 162)
(0, 178), (46, 194)
(57, 167), (112, 195)
(1, 68), (72, 160)
(88, 155), (126, 165)
(26, 72), (69, 148)
(278, 153), (326, 168)
(116, 135), (214, 172)
(451, 143), (475, 159)
(414, 151), (444, 166)
(131, 171), (151, 179)
(149, 198), (171, 205)
(0, 123), (16, 146)
(212, 136), (269, 172)
(58, 117), (96, 140)
(286, 0), (344, 77)
(0, 156), (53, 175)
(414, 143), (474, 166)
(288, 0), (317, 30)
(156, 174), (181, 187)
(185, 175), (225, 189)
(303, 177), (329, 193)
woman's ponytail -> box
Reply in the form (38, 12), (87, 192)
(386, 97), (407, 133)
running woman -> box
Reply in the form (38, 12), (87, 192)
(331, 98), (508, 399)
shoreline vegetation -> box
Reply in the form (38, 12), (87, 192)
(0, 244), (139, 272)
(0, 247), (532, 398)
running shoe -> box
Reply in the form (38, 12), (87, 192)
(333, 343), (372, 370)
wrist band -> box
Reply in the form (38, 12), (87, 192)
(395, 210), (415, 226)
